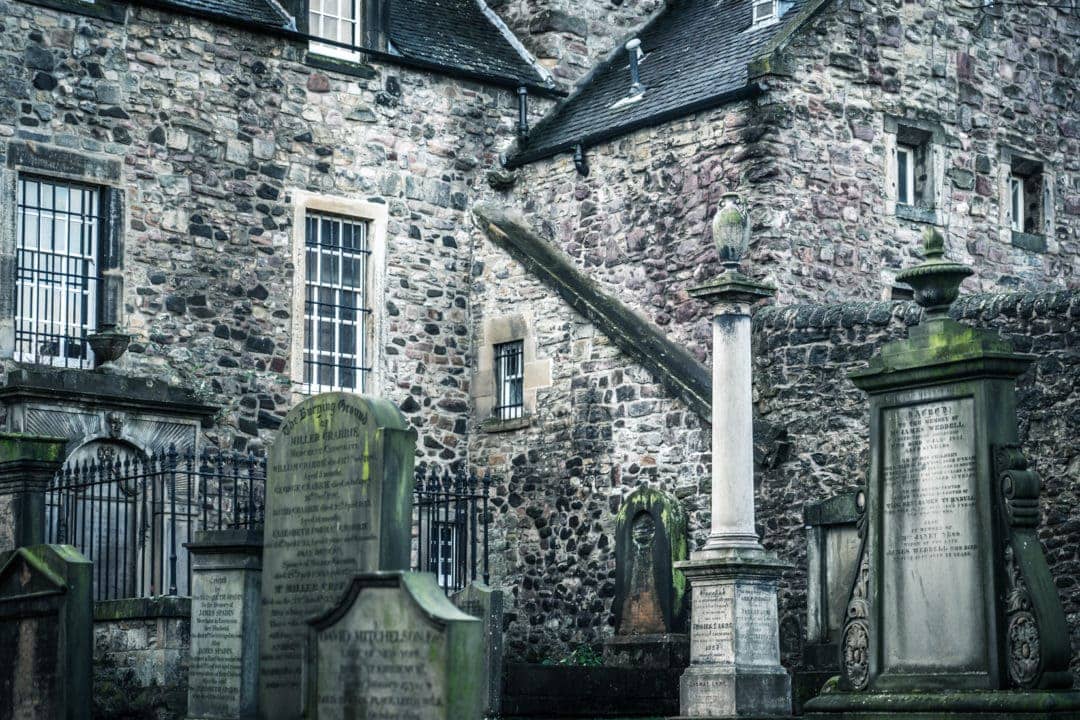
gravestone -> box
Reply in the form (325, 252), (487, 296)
(0, 544), (92, 720)
(187, 529), (262, 720)
(451, 581), (505, 717)
(805, 230), (1080, 718)
(258, 393), (416, 720)
(305, 571), (484, 720)
(603, 485), (690, 669)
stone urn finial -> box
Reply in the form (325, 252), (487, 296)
(87, 327), (131, 367)
(895, 227), (973, 320)
(712, 192), (750, 271)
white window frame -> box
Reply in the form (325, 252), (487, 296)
(752, 0), (778, 25)
(494, 339), (524, 420)
(308, 0), (361, 61)
(896, 145), (915, 207)
(290, 192), (387, 397)
(14, 175), (100, 369)
(1010, 176), (1025, 233)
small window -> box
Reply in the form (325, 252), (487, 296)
(896, 145), (915, 206)
(494, 340), (524, 420)
(1008, 157), (1044, 236)
(15, 176), (101, 368)
(753, 0), (777, 24)
(309, 0), (359, 59)
(303, 212), (372, 393)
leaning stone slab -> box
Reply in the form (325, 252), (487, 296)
(305, 571), (484, 720)
(187, 529), (262, 720)
(0, 543), (92, 720)
(258, 393), (416, 720)
(451, 581), (505, 718)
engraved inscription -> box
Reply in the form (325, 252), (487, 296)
(260, 395), (381, 718)
(881, 397), (986, 673)
(690, 584), (734, 664)
(734, 584), (778, 666)
(189, 573), (243, 718)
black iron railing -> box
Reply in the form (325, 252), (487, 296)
(413, 463), (492, 594)
(45, 445), (266, 601)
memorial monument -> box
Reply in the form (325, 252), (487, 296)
(257, 393), (416, 719)
(452, 581), (506, 718)
(675, 194), (792, 718)
(804, 229), (1080, 718)
(305, 571), (484, 720)
(604, 485), (689, 669)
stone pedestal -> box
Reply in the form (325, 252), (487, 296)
(0, 433), (67, 550)
(675, 552), (792, 719)
(186, 529), (262, 720)
(604, 633), (689, 669)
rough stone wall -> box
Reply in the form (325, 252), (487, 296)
(0, 0), (522, 462)
(489, 0), (661, 84)
(752, 290), (1080, 677)
(469, 227), (712, 663)
(93, 606), (190, 719)
(755, 0), (1080, 301)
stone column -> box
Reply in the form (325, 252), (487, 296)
(675, 194), (791, 718)
(0, 432), (68, 550)
(186, 529), (262, 720)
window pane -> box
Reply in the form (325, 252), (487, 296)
(897, 149), (909, 205)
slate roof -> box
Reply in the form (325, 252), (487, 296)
(506, 0), (810, 166)
(136, 0), (557, 94)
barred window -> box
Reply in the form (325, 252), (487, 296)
(15, 176), (100, 368)
(303, 212), (371, 393)
(494, 340), (524, 420)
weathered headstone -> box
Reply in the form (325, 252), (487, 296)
(604, 485), (689, 669)
(0, 543), (92, 720)
(258, 393), (416, 720)
(805, 229), (1080, 717)
(305, 571), (484, 720)
(187, 529), (262, 720)
(451, 581), (505, 717)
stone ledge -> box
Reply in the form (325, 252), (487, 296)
(304, 52), (379, 81)
(94, 596), (191, 621)
(1011, 230), (1047, 253)
(895, 203), (939, 225)
(481, 415), (532, 433)
(14, 0), (127, 23)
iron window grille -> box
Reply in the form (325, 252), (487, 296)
(494, 340), (524, 420)
(303, 211), (372, 393)
(15, 176), (101, 369)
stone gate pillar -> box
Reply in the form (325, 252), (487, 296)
(0, 432), (68, 550)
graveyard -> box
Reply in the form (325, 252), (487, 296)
(0, 198), (1078, 719)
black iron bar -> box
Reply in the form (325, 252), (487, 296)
(168, 444), (178, 596)
(150, 450), (159, 596)
(186, 448), (193, 592)
(482, 470), (491, 585)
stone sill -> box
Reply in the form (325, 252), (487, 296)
(895, 204), (938, 225)
(94, 596), (191, 621)
(17, 0), (127, 22)
(1011, 230), (1047, 253)
(305, 52), (379, 81)
(481, 414), (532, 433)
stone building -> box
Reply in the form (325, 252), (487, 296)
(0, 0), (1077, 711)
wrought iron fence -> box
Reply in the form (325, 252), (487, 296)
(45, 445), (266, 601)
(413, 462), (492, 594)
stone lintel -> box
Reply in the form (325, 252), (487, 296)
(187, 529), (264, 572)
(689, 271), (776, 309)
(803, 490), (860, 527)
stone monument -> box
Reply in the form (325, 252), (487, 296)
(258, 393), (416, 720)
(452, 581), (505, 718)
(305, 571), (484, 719)
(0, 543), (92, 720)
(676, 194), (792, 718)
(187, 528), (263, 720)
(604, 484), (689, 669)
(804, 229), (1080, 718)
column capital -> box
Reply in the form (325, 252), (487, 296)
(0, 432), (67, 496)
(689, 270), (775, 311)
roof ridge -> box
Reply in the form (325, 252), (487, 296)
(474, 0), (559, 89)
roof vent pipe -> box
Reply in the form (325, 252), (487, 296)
(626, 39), (645, 95)
(517, 86), (529, 143)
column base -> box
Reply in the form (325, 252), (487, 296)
(677, 665), (792, 718)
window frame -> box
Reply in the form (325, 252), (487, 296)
(14, 174), (104, 369)
(289, 192), (387, 397)
(493, 339), (524, 421)
(1009, 176), (1025, 233)
(896, 144), (916, 207)
(308, 0), (361, 61)
(752, 0), (777, 25)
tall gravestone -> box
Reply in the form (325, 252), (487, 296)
(805, 230), (1080, 718)
(452, 581), (505, 718)
(0, 544), (92, 720)
(258, 393), (416, 720)
(305, 571), (484, 720)
(604, 485), (690, 669)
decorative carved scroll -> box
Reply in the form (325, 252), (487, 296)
(840, 489), (870, 691)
